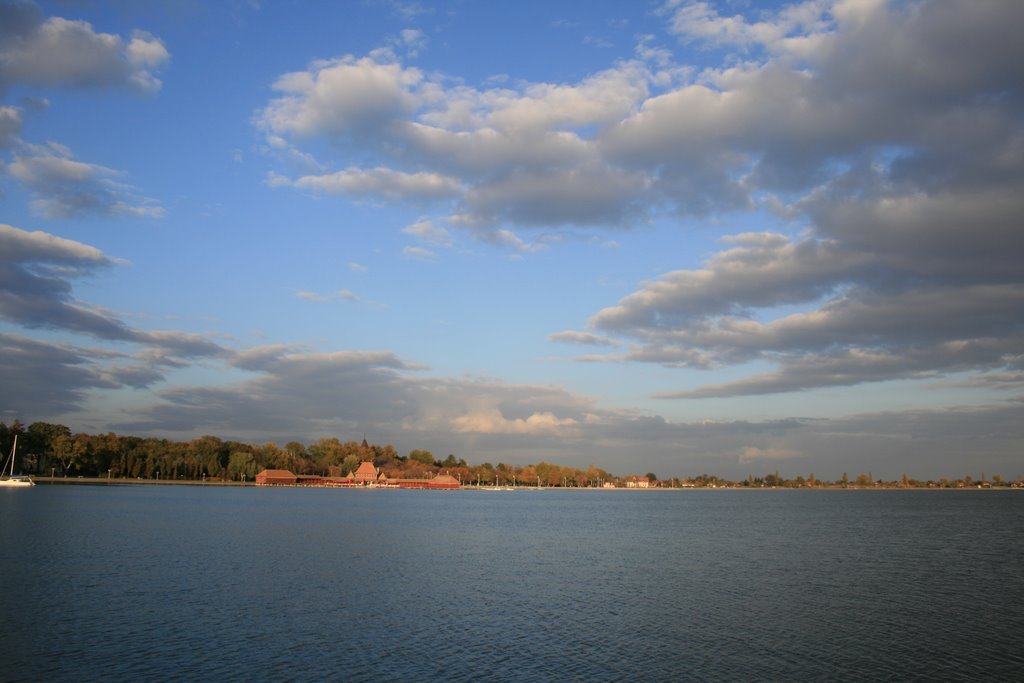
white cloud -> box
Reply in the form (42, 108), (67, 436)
(296, 289), (360, 304)
(249, 1), (1024, 400)
(739, 446), (803, 463)
(548, 331), (620, 347)
(0, 225), (230, 401)
(9, 143), (164, 219)
(394, 28), (427, 58)
(402, 219), (453, 247)
(253, 0), (1024, 251)
(402, 245), (435, 260)
(451, 408), (579, 436)
(0, 8), (170, 93)
(259, 55), (422, 138)
(290, 166), (460, 202)
(0, 106), (23, 148)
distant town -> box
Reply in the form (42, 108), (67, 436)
(2, 421), (1020, 489)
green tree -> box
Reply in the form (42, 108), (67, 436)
(283, 442), (306, 470)
(409, 449), (434, 466)
(308, 438), (345, 472)
(227, 450), (257, 481)
(52, 432), (87, 476)
(341, 454), (360, 475)
(190, 436), (228, 479)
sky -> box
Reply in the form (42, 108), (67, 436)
(1, 0), (1022, 480)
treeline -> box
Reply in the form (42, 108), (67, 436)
(1, 421), (1017, 488)
(0, 421), (617, 484)
(686, 471), (1021, 489)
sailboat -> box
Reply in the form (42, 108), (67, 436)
(0, 435), (35, 487)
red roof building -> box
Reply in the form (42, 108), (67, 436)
(353, 461), (379, 484)
(255, 469), (298, 486)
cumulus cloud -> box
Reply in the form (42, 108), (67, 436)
(451, 408), (579, 436)
(521, 0), (1024, 397)
(252, 0), (1023, 267)
(259, 55), (422, 139)
(0, 3), (170, 94)
(254, 50), (658, 239)
(118, 348), (606, 448)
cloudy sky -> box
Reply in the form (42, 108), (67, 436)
(1, 0), (1021, 479)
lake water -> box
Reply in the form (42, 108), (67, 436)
(1, 486), (1022, 681)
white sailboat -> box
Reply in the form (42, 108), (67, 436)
(0, 435), (35, 487)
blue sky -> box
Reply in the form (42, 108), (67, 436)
(2, 0), (1022, 479)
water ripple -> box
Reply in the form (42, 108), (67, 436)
(1, 488), (1021, 681)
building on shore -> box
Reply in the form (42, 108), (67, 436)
(255, 469), (299, 486)
(353, 460), (378, 484)
(255, 465), (460, 490)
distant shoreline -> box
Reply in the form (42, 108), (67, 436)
(22, 477), (1019, 491)
(31, 476), (252, 487)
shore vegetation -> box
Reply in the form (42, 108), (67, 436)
(1, 421), (1018, 489)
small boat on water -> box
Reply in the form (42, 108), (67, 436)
(0, 435), (35, 487)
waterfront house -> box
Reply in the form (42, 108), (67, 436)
(255, 469), (298, 486)
(353, 461), (379, 484)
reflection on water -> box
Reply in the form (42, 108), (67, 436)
(1, 487), (1022, 681)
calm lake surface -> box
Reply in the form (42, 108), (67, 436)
(1, 486), (1022, 682)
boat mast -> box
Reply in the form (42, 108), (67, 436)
(3, 434), (16, 477)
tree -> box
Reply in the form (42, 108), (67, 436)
(341, 454), (360, 475)
(645, 472), (658, 484)
(308, 438), (344, 472)
(283, 442), (306, 469)
(53, 432), (87, 476)
(409, 449), (434, 466)
(190, 436), (228, 479)
(227, 450), (257, 480)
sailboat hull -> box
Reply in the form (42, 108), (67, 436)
(0, 478), (34, 487)
(1, 435), (33, 486)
